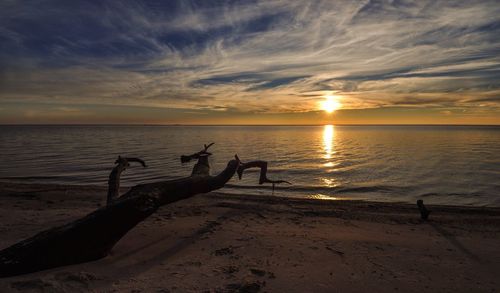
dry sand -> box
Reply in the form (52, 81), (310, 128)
(0, 181), (499, 292)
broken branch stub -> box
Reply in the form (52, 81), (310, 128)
(181, 142), (214, 163)
(417, 199), (431, 220)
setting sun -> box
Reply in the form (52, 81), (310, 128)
(320, 95), (341, 113)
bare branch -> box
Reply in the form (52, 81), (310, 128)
(107, 156), (147, 205)
(204, 142), (214, 151)
(123, 157), (147, 168)
(237, 160), (292, 185)
(181, 142), (214, 163)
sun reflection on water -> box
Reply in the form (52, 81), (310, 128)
(309, 194), (340, 201)
(321, 177), (339, 188)
(321, 125), (340, 189)
(323, 125), (335, 160)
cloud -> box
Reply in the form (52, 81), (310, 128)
(1, 0), (499, 121)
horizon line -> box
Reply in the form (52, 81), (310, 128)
(1, 123), (499, 127)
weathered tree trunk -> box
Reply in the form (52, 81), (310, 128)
(0, 195), (158, 278)
(0, 144), (288, 277)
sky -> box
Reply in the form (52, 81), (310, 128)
(1, 0), (499, 125)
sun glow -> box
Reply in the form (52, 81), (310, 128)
(320, 95), (341, 113)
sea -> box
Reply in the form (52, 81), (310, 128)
(1, 125), (499, 207)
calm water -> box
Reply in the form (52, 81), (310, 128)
(1, 125), (499, 206)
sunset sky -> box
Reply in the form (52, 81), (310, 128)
(1, 0), (499, 125)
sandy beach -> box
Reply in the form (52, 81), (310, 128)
(0, 181), (499, 292)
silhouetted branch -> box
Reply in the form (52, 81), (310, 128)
(107, 156), (147, 205)
(236, 156), (291, 194)
(237, 158), (291, 185)
(180, 142), (214, 163)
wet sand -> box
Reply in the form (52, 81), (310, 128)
(0, 181), (499, 292)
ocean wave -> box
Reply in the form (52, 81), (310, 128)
(223, 183), (407, 194)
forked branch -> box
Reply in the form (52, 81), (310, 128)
(181, 142), (214, 163)
(107, 156), (147, 205)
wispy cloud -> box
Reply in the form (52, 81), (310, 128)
(1, 0), (499, 123)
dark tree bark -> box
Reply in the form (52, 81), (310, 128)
(0, 144), (288, 277)
(107, 156), (146, 205)
(0, 195), (158, 278)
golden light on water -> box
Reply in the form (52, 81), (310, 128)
(320, 125), (340, 192)
(309, 194), (340, 201)
(320, 95), (341, 113)
(323, 124), (335, 159)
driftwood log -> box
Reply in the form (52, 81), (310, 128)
(0, 143), (289, 277)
